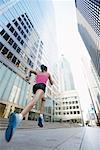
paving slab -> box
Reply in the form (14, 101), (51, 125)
(0, 127), (100, 150)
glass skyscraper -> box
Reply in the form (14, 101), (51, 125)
(75, 0), (100, 77)
(75, 0), (100, 123)
(58, 55), (75, 92)
(0, 0), (58, 121)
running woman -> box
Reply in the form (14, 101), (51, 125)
(5, 64), (53, 142)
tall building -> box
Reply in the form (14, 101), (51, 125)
(81, 57), (100, 120)
(0, 0), (58, 121)
(54, 56), (83, 124)
(58, 55), (75, 92)
(75, 0), (100, 77)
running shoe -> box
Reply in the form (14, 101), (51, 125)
(38, 116), (44, 128)
(5, 113), (22, 142)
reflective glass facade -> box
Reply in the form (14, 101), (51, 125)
(0, 61), (29, 106)
(0, 0), (58, 121)
(75, 0), (100, 77)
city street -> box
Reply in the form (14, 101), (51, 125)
(0, 1), (100, 150)
(0, 127), (100, 150)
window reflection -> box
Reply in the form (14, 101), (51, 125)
(0, 68), (11, 98)
(0, 0), (4, 5)
(9, 7), (18, 18)
(0, 15), (8, 25)
(2, 71), (16, 101)
(4, 11), (14, 21)
(18, 80), (26, 106)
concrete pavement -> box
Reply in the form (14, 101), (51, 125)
(0, 127), (100, 150)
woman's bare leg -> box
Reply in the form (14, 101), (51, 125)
(40, 95), (45, 114)
(21, 89), (44, 117)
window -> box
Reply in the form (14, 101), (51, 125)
(77, 111), (80, 114)
(26, 21), (29, 25)
(24, 34), (26, 39)
(13, 43), (17, 50)
(76, 106), (79, 109)
(24, 17), (26, 22)
(3, 33), (10, 41)
(1, 47), (9, 55)
(70, 106), (72, 109)
(21, 30), (24, 35)
(73, 106), (75, 109)
(16, 60), (20, 67)
(18, 17), (22, 21)
(67, 112), (69, 115)
(7, 23), (11, 28)
(28, 25), (31, 29)
(0, 67), (12, 99)
(7, 52), (13, 59)
(12, 19), (16, 23)
(0, 29), (5, 36)
(63, 112), (66, 115)
(26, 29), (29, 33)
(76, 101), (78, 104)
(24, 25), (26, 29)
(17, 36), (21, 41)
(21, 14), (24, 18)
(20, 50), (24, 56)
(12, 56), (17, 64)
(8, 38), (14, 45)
(13, 31), (18, 37)
(18, 26), (21, 31)
(74, 111), (76, 114)
(14, 21), (18, 27)
(0, 42), (4, 51)
(16, 47), (21, 53)
(20, 40), (24, 45)
(70, 111), (73, 114)
(9, 26), (14, 33)
(21, 21), (24, 26)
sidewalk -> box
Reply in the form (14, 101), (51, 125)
(0, 127), (100, 150)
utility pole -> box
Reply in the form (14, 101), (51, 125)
(88, 88), (100, 126)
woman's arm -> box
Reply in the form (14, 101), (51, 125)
(29, 69), (37, 75)
(48, 74), (54, 85)
(25, 69), (37, 81)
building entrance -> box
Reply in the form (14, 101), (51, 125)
(0, 103), (6, 117)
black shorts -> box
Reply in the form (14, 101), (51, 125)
(33, 83), (46, 94)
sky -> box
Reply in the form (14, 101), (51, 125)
(52, 0), (93, 120)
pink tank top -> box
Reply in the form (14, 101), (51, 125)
(36, 73), (49, 85)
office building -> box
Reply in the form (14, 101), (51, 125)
(54, 90), (83, 123)
(75, 0), (100, 77)
(82, 57), (100, 120)
(0, 0), (58, 121)
(58, 55), (75, 92)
